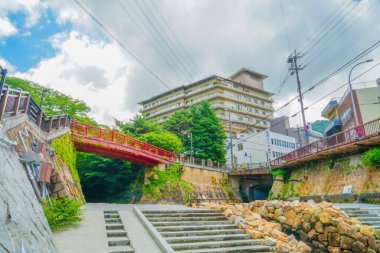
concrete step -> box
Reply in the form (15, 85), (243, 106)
(171, 239), (261, 251)
(105, 218), (123, 224)
(160, 229), (245, 237)
(147, 216), (226, 222)
(165, 234), (252, 243)
(355, 217), (380, 222)
(108, 237), (130, 247)
(151, 220), (229, 227)
(105, 214), (120, 219)
(144, 212), (223, 218)
(156, 224), (237, 232)
(107, 230), (128, 237)
(363, 222), (380, 226)
(142, 209), (219, 214)
(175, 245), (273, 253)
(108, 245), (134, 253)
(106, 224), (125, 230)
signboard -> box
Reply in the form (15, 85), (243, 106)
(342, 185), (352, 194)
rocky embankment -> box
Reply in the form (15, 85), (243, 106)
(196, 200), (379, 253)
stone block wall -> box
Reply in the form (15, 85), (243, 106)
(0, 127), (58, 253)
(271, 153), (380, 199)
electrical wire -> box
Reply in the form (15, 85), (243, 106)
(72, 0), (174, 92)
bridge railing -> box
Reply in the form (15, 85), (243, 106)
(271, 117), (380, 167)
(71, 120), (176, 161)
(0, 85), (71, 132)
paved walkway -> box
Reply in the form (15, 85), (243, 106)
(53, 203), (195, 253)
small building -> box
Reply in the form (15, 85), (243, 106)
(322, 81), (380, 136)
(270, 116), (323, 147)
(227, 130), (297, 167)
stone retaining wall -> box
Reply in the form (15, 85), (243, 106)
(199, 200), (379, 253)
(0, 126), (58, 253)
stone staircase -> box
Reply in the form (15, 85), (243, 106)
(340, 206), (380, 233)
(104, 211), (134, 253)
(142, 209), (273, 253)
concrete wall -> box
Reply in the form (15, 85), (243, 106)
(357, 86), (380, 124)
(0, 125), (58, 253)
(270, 153), (380, 198)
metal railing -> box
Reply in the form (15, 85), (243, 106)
(189, 198), (240, 204)
(0, 85), (70, 132)
(230, 166), (270, 175)
(179, 156), (228, 172)
(71, 120), (176, 162)
(271, 117), (380, 167)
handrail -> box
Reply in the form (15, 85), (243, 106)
(271, 117), (380, 167)
(1, 85), (71, 132)
(71, 120), (176, 162)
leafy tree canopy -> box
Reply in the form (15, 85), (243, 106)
(5, 76), (96, 124)
(115, 114), (161, 136)
(164, 101), (227, 163)
(140, 131), (182, 154)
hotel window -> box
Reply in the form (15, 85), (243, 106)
(255, 109), (259, 113)
(254, 99), (258, 103)
(256, 119), (260, 123)
(238, 115), (244, 121)
(261, 101), (265, 106)
(262, 111), (266, 115)
(233, 84), (239, 89)
(238, 143), (244, 151)
(237, 104), (242, 110)
(263, 121), (267, 125)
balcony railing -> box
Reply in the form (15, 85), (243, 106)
(270, 117), (380, 167)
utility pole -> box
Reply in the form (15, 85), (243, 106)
(189, 132), (193, 157)
(288, 49), (308, 146)
(228, 109), (234, 170)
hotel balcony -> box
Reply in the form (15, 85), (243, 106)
(324, 119), (342, 136)
(321, 99), (339, 118)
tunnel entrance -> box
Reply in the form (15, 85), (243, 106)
(249, 185), (272, 201)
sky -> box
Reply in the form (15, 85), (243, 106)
(0, 0), (379, 126)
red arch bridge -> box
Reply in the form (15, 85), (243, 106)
(71, 120), (176, 166)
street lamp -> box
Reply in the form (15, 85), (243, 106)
(348, 59), (373, 126)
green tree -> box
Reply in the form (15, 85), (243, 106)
(189, 101), (227, 163)
(163, 109), (192, 140)
(76, 153), (145, 203)
(5, 76), (95, 123)
(115, 115), (161, 136)
(140, 131), (182, 154)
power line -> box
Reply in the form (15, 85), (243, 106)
(72, 0), (173, 92)
(116, 0), (188, 82)
(233, 59), (380, 147)
(133, 0), (195, 81)
(147, 0), (203, 78)
(279, 0), (291, 52)
(298, 0), (352, 52)
(303, 1), (379, 67)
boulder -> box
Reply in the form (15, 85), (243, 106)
(328, 233), (341, 247)
(340, 235), (354, 250)
(319, 212), (333, 225)
(264, 236), (277, 246)
(296, 241), (312, 252)
(315, 221), (324, 233)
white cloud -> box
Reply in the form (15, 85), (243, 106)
(0, 17), (18, 38)
(0, 58), (16, 72)
(16, 31), (135, 124)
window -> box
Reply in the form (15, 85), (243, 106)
(255, 109), (259, 113)
(262, 111), (266, 115)
(246, 97), (251, 101)
(263, 121), (267, 126)
(237, 104), (242, 110)
(271, 138), (274, 145)
(254, 99), (258, 103)
(238, 115), (244, 121)
(238, 143), (244, 151)
(247, 107), (252, 112)
(256, 119), (260, 123)
(272, 151), (276, 158)
(261, 101), (265, 106)
(233, 84), (239, 89)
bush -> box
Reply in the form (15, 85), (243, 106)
(42, 197), (82, 230)
(362, 148), (380, 168)
(142, 163), (194, 203)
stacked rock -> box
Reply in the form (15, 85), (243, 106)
(197, 200), (379, 253)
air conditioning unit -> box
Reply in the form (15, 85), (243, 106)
(21, 152), (44, 163)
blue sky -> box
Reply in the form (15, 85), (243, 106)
(1, 10), (71, 72)
(0, 0), (379, 125)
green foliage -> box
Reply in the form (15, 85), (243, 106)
(142, 163), (194, 203)
(42, 197), (82, 230)
(140, 131), (182, 154)
(51, 133), (81, 188)
(362, 148), (380, 168)
(163, 109), (192, 140)
(5, 77), (94, 122)
(115, 115), (162, 136)
(271, 169), (291, 182)
(76, 153), (145, 203)
(189, 101), (227, 163)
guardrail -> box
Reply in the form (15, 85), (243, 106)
(71, 120), (176, 162)
(281, 192), (380, 203)
(189, 198), (241, 204)
(230, 167), (270, 175)
(271, 117), (380, 167)
(0, 85), (70, 132)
